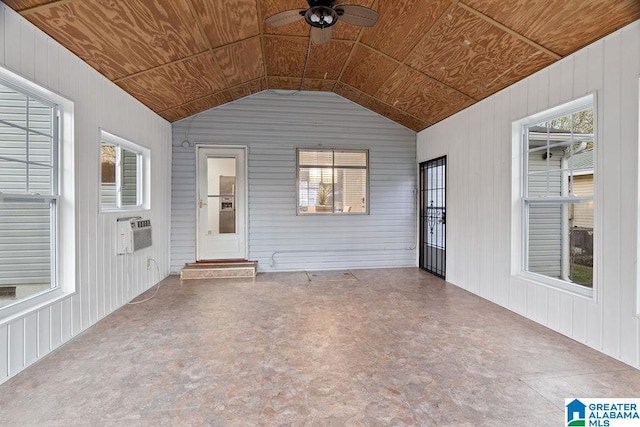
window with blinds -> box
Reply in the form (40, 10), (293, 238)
(297, 149), (368, 214)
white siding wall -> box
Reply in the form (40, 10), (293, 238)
(171, 91), (417, 273)
(417, 21), (640, 369)
(0, 4), (172, 384)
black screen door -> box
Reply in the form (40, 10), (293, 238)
(420, 156), (446, 278)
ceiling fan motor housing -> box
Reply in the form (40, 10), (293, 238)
(304, 5), (339, 28)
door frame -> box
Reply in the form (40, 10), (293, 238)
(419, 155), (447, 279)
(195, 144), (249, 261)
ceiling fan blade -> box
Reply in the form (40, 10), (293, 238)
(332, 0), (350, 5)
(337, 5), (379, 27)
(265, 9), (305, 27)
(310, 26), (333, 45)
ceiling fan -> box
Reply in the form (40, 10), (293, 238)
(266, 0), (379, 45)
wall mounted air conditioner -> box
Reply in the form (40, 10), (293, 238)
(116, 217), (152, 254)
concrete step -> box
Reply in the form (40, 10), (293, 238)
(180, 260), (257, 280)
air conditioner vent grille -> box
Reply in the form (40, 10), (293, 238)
(132, 226), (152, 251)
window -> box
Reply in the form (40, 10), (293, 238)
(0, 66), (75, 315)
(297, 149), (368, 214)
(517, 94), (595, 296)
(100, 130), (148, 210)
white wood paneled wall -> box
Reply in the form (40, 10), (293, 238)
(417, 21), (640, 369)
(0, 4), (172, 384)
(171, 91), (417, 273)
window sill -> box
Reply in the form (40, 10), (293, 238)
(516, 271), (594, 300)
(0, 288), (74, 327)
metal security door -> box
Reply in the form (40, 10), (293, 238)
(420, 156), (446, 278)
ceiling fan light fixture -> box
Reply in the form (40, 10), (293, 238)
(304, 6), (337, 28)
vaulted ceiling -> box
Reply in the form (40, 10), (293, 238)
(3, 0), (639, 131)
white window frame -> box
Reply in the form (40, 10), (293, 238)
(0, 66), (75, 322)
(637, 78), (640, 318)
(511, 93), (596, 299)
(100, 130), (150, 212)
(296, 148), (369, 215)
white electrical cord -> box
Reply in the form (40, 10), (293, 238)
(128, 257), (162, 305)
(267, 36), (313, 97)
(299, 35), (313, 92)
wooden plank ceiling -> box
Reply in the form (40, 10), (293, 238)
(4, 0), (639, 131)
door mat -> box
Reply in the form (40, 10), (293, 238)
(305, 270), (358, 282)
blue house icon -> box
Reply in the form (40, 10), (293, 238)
(567, 399), (586, 422)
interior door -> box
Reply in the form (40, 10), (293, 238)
(197, 146), (247, 260)
(419, 156), (446, 278)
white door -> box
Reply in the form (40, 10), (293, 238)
(196, 146), (247, 260)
